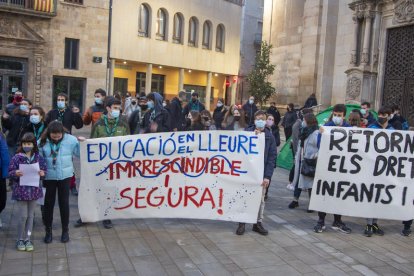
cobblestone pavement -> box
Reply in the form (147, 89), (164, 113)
(0, 127), (413, 275)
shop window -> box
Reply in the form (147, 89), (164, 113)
(53, 76), (85, 112)
(64, 38), (79, 70)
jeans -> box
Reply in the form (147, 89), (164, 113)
(43, 178), (70, 230)
(257, 187), (266, 223)
(318, 212), (342, 224)
(16, 200), (36, 240)
(403, 220), (413, 229)
(366, 218), (378, 225)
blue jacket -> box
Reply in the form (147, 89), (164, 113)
(368, 122), (394, 130)
(0, 134), (9, 178)
(324, 121), (351, 127)
(245, 126), (277, 180)
(39, 134), (80, 180)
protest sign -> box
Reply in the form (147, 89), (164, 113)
(309, 127), (414, 220)
(79, 131), (265, 223)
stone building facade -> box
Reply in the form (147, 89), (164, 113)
(0, 0), (109, 112)
(263, 0), (414, 124)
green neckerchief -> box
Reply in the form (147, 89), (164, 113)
(33, 123), (44, 141)
(104, 115), (119, 137)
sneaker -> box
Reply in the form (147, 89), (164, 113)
(314, 223), (325, 233)
(401, 228), (411, 237)
(74, 218), (86, 228)
(102, 219), (113, 229)
(71, 187), (78, 196)
(364, 225), (373, 237)
(372, 223), (384, 236)
(252, 222), (268, 235)
(236, 223), (245, 235)
(288, 201), (299, 209)
(16, 240), (25, 251)
(25, 240), (34, 252)
(286, 183), (295, 191)
(331, 221), (352, 234)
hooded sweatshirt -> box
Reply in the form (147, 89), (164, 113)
(142, 92), (171, 133)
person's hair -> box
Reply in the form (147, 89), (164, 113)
(200, 110), (212, 120)
(30, 106), (45, 121)
(16, 132), (39, 154)
(218, 98), (224, 103)
(191, 92), (199, 98)
(361, 101), (371, 108)
(392, 104), (400, 111)
(378, 106), (392, 116)
(332, 104), (347, 116)
(190, 111), (202, 125)
(39, 121), (65, 147)
(147, 93), (155, 102)
(14, 98), (32, 114)
(288, 103), (294, 110)
(95, 88), (106, 97)
(165, 99), (170, 105)
(348, 112), (361, 127)
(303, 113), (318, 127)
(270, 102), (276, 105)
(104, 96), (121, 108)
(301, 108), (312, 115)
(254, 110), (267, 118)
(267, 114), (274, 120)
(178, 91), (186, 98)
(310, 93), (316, 97)
(57, 93), (68, 101)
(114, 92), (122, 101)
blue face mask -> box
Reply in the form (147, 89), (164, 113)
(301, 121), (307, 128)
(147, 101), (154, 109)
(57, 101), (65, 109)
(255, 119), (266, 129)
(95, 97), (103, 105)
(20, 105), (28, 112)
(30, 115), (40, 124)
(111, 109), (120, 118)
(332, 116), (343, 126)
(360, 109), (367, 116)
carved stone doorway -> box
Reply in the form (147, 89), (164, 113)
(382, 24), (414, 126)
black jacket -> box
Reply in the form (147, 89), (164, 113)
(141, 92), (171, 133)
(242, 102), (258, 126)
(282, 110), (297, 129)
(45, 108), (83, 134)
(169, 97), (185, 131)
(128, 109), (142, 134)
(2, 112), (30, 148)
(245, 125), (277, 180)
(304, 96), (317, 108)
(266, 106), (281, 126)
(213, 106), (227, 129)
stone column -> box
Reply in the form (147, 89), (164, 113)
(361, 12), (373, 65)
(231, 76), (237, 105)
(108, 59), (115, 95)
(350, 16), (360, 66)
(145, 63), (152, 95)
(178, 68), (184, 91)
(34, 54), (42, 106)
(205, 72), (212, 110)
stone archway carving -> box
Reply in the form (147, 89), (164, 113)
(394, 0), (414, 23)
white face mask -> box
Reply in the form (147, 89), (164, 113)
(332, 116), (343, 126)
(217, 102), (223, 107)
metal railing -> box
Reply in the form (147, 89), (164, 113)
(0, 0), (57, 17)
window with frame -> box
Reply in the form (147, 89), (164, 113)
(156, 8), (167, 40)
(138, 4), (150, 37)
(216, 24), (225, 52)
(188, 17), (198, 47)
(64, 38), (79, 70)
(114, 78), (128, 96)
(202, 21), (212, 49)
(53, 76), (85, 112)
(64, 0), (83, 4)
(173, 13), (184, 44)
(183, 84), (214, 104)
(136, 72), (165, 96)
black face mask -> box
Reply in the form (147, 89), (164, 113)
(185, 118), (191, 126)
(141, 104), (148, 111)
(234, 116), (241, 121)
(192, 98), (197, 103)
(131, 101), (137, 105)
(378, 117), (388, 125)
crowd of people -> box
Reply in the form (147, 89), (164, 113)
(0, 89), (411, 253)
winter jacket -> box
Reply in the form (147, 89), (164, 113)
(242, 102), (258, 126)
(169, 97), (185, 131)
(293, 130), (319, 189)
(23, 122), (47, 142)
(281, 110), (297, 129)
(245, 126), (277, 180)
(142, 93), (171, 133)
(5, 103), (19, 115)
(270, 125), (281, 147)
(303, 96), (317, 109)
(291, 119), (302, 156)
(45, 108), (83, 134)
(213, 106), (227, 130)
(0, 134), (9, 178)
(2, 112), (30, 148)
(91, 114), (130, 138)
(83, 104), (106, 126)
(39, 134), (80, 181)
(368, 122), (394, 130)
(9, 152), (47, 201)
(362, 112), (376, 127)
(266, 106), (281, 126)
(129, 109), (142, 134)
(183, 100), (205, 117)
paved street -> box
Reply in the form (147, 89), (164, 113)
(0, 127), (413, 276)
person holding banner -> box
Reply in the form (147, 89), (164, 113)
(314, 104), (352, 234)
(291, 113), (319, 211)
(0, 131), (10, 229)
(142, 92), (171, 133)
(9, 133), (47, 251)
(39, 121), (83, 243)
(236, 110), (277, 236)
(264, 113), (280, 200)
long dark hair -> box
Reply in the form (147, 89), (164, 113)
(39, 121), (65, 147)
(16, 132), (39, 154)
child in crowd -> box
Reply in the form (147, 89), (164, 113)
(9, 133), (47, 251)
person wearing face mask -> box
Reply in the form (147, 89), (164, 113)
(9, 133), (47, 252)
(200, 110), (216, 130)
(360, 102), (376, 127)
(6, 90), (23, 115)
(2, 99), (32, 157)
(223, 106), (246, 130)
(242, 96), (258, 126)
(236, 111), (277, 236)
(83, 88), (106, 127)
(124, 96), (140, 119)
(325, 104), (351, 128)
(266, 102), (281, 126)
(23, 106), (47, 141)
(45, 93), (83, 134)
(281, 103), (298, 140)
(141, 92), (171, 133)
(169, 91), (187, 131)
(263, 114), (280, 200)
(186, 111), (204, 131)
(213, 99), (227, 130)
(183, 92), (205, 117)
(39, 121), (85, 243)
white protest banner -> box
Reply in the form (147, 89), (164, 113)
(309, 127), (414, 220)
(79, 131), (265, 223)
